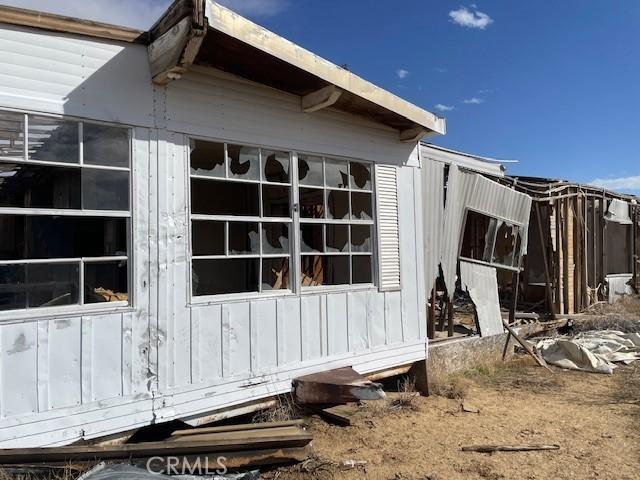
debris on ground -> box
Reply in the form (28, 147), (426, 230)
(461, 444), (560, 453)
(536, 330), (640, 373)
(78, 463), (260, 480)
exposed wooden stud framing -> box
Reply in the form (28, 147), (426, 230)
(427, 282), (436, 340)
(301, 85), (342, 113)
(534, 203), (555, 318)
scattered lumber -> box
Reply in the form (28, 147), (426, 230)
(293, 367), (385, 404)
(171, 419), (306, 437)
(462, 444), (560, 453)
(0, 422), (312, 467)
(502, 320), (553, 372)
(315, 404), (361, 426)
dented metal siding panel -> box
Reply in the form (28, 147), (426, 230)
(422, 160), (445, 291)
(441, 169), (533, 294)
(459, 261), (504, 337)
(0, 24), (154, 127)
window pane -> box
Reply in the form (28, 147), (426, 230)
(492, 221), (520, 267)
(326, 224), (348, 252)
(227, 144), (259, 180)
(351, 225), (372, 252)
(193, 258), (258, 296)
(82, 169), (129, 211)
(192, 220), (224, 256)
(0, 163), (81, 209)
(301, 224), (323, 252)
(461, 211), (495, 263)
(349, 161), (371, 190)
(0, 263), (79, 310)
(325, 159), (348, 188)
(0, 215), (127, 260)
(228, 222), (259, 254)
(83, 123), (129, 168)
(327, 190), (349, 219)
(0, 111), (25, 158)
(263, 150), (289, 183)
(262, 257), (289, 291)
(262, 184), (290, 217)
(29, 116), (79, 164)
(352, 256), (372, 284)
(298, 154), (323, 186)
(262, 223), (289, 254)
(299, 187), (324, 218)
(301, 255), (349, 286)
(191, 179), (259, 216)
(190, 139), (225, 178)
(85, 261), (128, 304)
(351, 192), (372, 220)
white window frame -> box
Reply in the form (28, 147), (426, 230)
(459, 207), (524, 272)
(0, 108), (133, 320)
(187, 137), (378, 304)
(188, 138), (296, 303)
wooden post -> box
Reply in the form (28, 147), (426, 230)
(447, 299), (454, 337)
(427, 282), (436, 340)
(535, 203), (555, 318)
(508, 270), (520, 325)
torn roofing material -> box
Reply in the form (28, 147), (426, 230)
(420, 143), (510, 177)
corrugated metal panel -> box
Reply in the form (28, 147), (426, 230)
(376, 164), (401, 290)
(420, 144), (505, 177)
(441, 168), (532, 294)
(422, 160), (445, 290)
(0, 24), (154, 127)
(459, 261), (504, 336)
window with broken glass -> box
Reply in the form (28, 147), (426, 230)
(0, 110), (131, 312)
(460, 209), (522, 271)
(190, 140), (293, 296)
(298, 155), (374, 287)
(189, 140), (376, 297)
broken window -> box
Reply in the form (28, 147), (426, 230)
(460, 209), (522, 270)
(298, 155), (375, 287)
(0, 110), (131, 312)
(190, 140), (293, 296)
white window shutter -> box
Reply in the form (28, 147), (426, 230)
(375, 164), (401, 290)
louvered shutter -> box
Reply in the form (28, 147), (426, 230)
(375, 164), (401, 290)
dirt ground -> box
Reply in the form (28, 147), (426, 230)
(267, 358), (640, 480)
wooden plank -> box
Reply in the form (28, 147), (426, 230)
(0, 434), (313, 464)
(316, 404), (360, 426)
(502, 320), (552, 372)
(169, 426), (306, 443)
(462, 444), (559, 453)
(171, 420), (306, 437)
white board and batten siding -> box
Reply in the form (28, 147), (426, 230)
(0, 25), (426, 447)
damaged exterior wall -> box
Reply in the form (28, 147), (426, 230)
(0, 24), (427, 447)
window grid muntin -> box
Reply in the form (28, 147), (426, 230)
(189, 140), (294, 295)
(299, 155), (374, 287)
(0, 110), (132, 312)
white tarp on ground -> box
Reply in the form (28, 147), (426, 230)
(536, 330), (640, 374)
(459, 260), (504, 337)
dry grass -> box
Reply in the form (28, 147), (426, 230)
(0, 464), (87, 480)
(252, 393), (301, 423)
(429, 374), (473, 400)
(578, 296), (640, 333)
(462, 358), (564, 392)
(386, 378), (419, 412)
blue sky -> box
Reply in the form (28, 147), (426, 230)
(4, 0), (639, 193)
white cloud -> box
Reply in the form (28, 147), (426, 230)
(464, 97), (484, 104)
(449, 6), (494, 30)
(0, 0), (287, 29)
(589, 175), (640, 192)
(434, 104), (455, 112)
(434, 67), (448, 73)
(396, 69), (410, 79)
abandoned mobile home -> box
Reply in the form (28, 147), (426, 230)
(0, 0), (637, 451)
(0, 1), (445, 447)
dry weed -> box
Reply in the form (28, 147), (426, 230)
(429, 375), (472, 400)
(387, 378), (420, 412)
(252, 393), (301, 423)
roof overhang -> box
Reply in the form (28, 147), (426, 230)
(147, 0), (445, 140)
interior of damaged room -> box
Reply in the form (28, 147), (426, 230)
(0, 1), (638, 480)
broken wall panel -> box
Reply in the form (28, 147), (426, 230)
(459, 260), (503, 337)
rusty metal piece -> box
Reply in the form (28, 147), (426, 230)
(293, 367), (385, 404)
